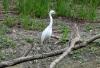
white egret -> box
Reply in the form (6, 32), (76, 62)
(41, 10), (55, 44)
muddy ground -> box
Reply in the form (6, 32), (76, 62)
(2, 18), (99, 68)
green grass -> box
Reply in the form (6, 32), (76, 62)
(31, 20), (46, 31)
(32, 0), (50, 18)
(0, 24), (16, 61)
(2, 0), (100, 20)
(20, 15), (31, 29)
(2, 0), (9, 13)
(0, 23), (10, 35)
(20, 15), (46, 30)
(77, 5), (96, 20)
(0, 24), (15, 49)
(16, 0), (50, 18)
(15, 0), (99, 20)
(59, 25), (70, 44)
(3, 16), (16, 27)
(0, 35), (15, 49)
(16, 0), (34, 15)
(73, 0), (100, 7)
(0, 35), (16, 61)
(1, 0), (100, 31)
(56, 0), (99, 20)
(56, 0), (72, 16)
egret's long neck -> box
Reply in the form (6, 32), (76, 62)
(49, 13), (53, 27)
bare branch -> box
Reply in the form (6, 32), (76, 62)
(0, 34), (99, 68)
(74, 23), (80, 38)
(74, 34), (100, 49)
(50, 37), (80, 68)
(50, 23), (80, 68)
(86, 34), (100, 44)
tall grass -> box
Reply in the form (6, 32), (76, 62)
(33, 0), (50, 18)
(16, 0), (50, 18)
(72, 0), (100, 20)
(20, 15), (31, 29)
(78, 5), (96, 20)
(56, 0), (72, 16)
(16, 0), (50, 30)
(73, 0), (100, 7)
(2, 0), (9, 14)
(56, 0), (100, 20)
(2, 0), (100, 21)
(16, 0), (33, 15)
(15, 0), (100, 20)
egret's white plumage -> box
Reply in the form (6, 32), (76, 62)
(41, 10), (55, 44)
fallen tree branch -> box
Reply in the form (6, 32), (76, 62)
(74, 34), (100, 49)
(50, 23), (80, 68)
(50, 37), (80, 68)
(0, 34), (100, 68)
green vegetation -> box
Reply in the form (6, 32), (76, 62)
(32, 0), (50, 18)
(1, 0), (100, 31)
(0, 24), (10, 35)
(16, 0), (34, 15)
(59, 25), (70, 43)
(0, 24), (15, 49)
(56, 0), (99, 20)
(31, 20), (46, 31)
(2, 0), (9, 13)
(56, 0), (72, 16)
(0, 0), (100, 64)
(16, 0), (50, 17)
(20, 15), (31, 29)
(7, 0), (100, 20)
(3, 16), (16, 27)
(85, 24), (93, 32)
(20, 15), (46, 30)
(25, 37), (34, 43)
(0, 24), (16, 61)
(0, 35), (15, 49)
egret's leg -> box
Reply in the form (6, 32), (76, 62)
(45, 39), (48, 45)
(48, 37), (50, 44)
(46, 38), (50, 45)
(41, 41), (43, 45)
